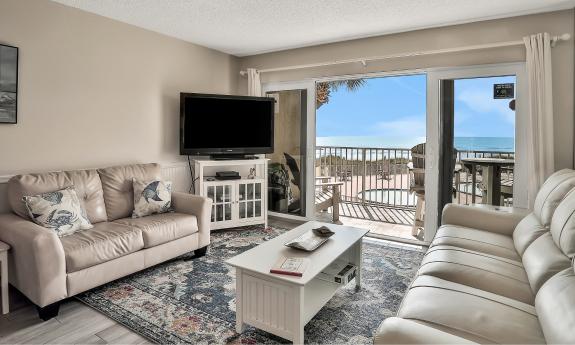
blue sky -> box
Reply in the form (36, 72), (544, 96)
(316, 74), (516, 144)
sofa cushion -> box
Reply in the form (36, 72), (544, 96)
(431, 225), (520, 261)
(513, 213), (548, 256)
(535, 265), (575, 345)
(521, 232), (572, 293)
(113, 212), (198, 248)
(60, 222), (144, 272)
(373, 317), (476, 345)
(98, 163), (161, 221)
(418, 245), (534, 304)
(397, 276), (545, 344)
(532, 169), (575, 227)
(549, 189), (575, 257)
(8, 169), (107, 223)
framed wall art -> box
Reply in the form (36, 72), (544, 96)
(0, 44), (18, 124)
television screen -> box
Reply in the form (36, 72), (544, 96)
(180, 93), (274, 156)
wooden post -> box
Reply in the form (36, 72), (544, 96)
(484, 166), (493, 205)
(471, 164), (477, 204)
(361, 148), (366, 205)
(332, 184), (340, 222)
(492, 165), (502, 206)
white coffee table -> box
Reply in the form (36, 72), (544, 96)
(226, 221), (368, 344)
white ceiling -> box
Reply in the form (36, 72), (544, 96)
(52, 0), (575, 56)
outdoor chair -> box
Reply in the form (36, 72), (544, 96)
(408, 144), (461, 237)
(409, 144), (426, 236)
(377, 160), (391, 180)
(268, 163), (292, 213)
(284, 152), (343, 223)
(336, 168), (352, 181)
(281, 153), (302, 214)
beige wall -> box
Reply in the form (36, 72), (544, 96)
(239, 10), (575, 170)
(0, 0), (239, 177)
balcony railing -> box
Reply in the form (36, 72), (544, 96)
(315, 146), (515, 209)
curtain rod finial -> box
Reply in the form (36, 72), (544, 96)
(551, 33), (571, 47)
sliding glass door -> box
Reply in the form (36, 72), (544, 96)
(314, 74), (428, 243)
(427, 63), (528, 240)
(263, 81), (316, 220)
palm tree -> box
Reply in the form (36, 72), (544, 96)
(316, 79), (366, 109)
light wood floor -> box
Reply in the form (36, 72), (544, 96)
(0, 218), (302, 345)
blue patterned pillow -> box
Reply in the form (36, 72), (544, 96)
(23, 187), (93, 237)
(132, 179), (173, 218)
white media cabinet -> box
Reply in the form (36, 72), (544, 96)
(193, 159), (269, 230)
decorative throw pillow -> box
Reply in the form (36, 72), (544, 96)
(23, 187), (93, 237)
(132, 179), (173, 218)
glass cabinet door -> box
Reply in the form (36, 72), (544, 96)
(238, 180), (264, 221)
(205, 183), (234, 224)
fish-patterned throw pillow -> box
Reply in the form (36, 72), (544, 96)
(132, 179), (173, 218)
(23, 187), (93, 237)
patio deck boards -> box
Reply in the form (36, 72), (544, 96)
(316, 200), (415, 226)
(315, 201), (417, 240)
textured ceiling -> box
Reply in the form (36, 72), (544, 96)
(52, 0), (575, 56)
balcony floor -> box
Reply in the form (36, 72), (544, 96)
(315, 201), (420, 241)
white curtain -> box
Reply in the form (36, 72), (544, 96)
(524, 32), (554, 207)
(247, 68), (262, 96)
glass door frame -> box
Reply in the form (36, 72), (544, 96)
(262, 80), (317, 221)
(426, 62), (528, 242)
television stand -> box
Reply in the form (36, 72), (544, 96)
(193, 158), (269, 230)
(211, 154), (259, 160)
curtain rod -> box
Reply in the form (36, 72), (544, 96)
(239, 33), (571, 76)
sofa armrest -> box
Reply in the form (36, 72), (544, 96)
(0, 214), (67, 307)
(441, 203), (530, 236)
(171, 192), (213, 248)
(374, 317), (477, 344)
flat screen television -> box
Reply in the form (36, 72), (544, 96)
(180, 93), (275, 157)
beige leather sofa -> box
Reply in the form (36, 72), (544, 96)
(0, 163), (212, 320)
(375, 169), (575, 344)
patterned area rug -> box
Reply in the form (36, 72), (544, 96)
(77, 225), (424, 344)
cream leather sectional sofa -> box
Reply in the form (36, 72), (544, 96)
(375, 169), (575, 344)
(0, 163), (212, 320)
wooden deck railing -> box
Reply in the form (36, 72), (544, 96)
(315, 146), (515, 209)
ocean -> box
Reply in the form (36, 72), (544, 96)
(316, 136), (514, 152)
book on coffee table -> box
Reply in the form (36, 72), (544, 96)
(270, 256), (310, 277)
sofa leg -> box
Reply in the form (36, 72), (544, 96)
(194, 246), (208, 258)
(37, 302), (60, 321)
